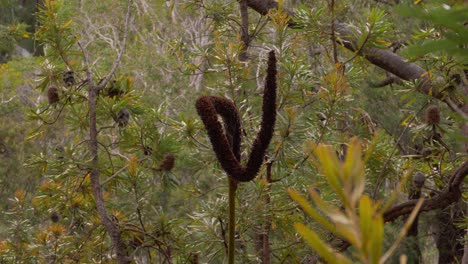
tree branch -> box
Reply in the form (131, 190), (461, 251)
(239, 0), (250, 61)
(78, 1), (133, 263)
(96, 0), (132, 91)
(383, 161), (468, 222)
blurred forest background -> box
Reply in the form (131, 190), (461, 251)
(0, 0), (467, 263)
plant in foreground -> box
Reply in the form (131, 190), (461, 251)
(289, 138), (423, 264)
(195, 50), (277, 263)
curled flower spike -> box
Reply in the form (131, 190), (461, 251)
(196, 51), (277, 182)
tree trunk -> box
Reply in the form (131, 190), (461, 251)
(433, 207), (464, 263)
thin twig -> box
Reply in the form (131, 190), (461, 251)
(96, 1), (133, 91)
(329, 0), (338, 64)
(239, 0), (250, 61)
(77, 1), (134, 263)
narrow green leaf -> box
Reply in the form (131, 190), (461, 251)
(61, 19), (73, 29)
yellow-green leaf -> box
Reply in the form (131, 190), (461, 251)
(288, 189), (335, 231)
(308, 188), (346, 222)
(359, 195), (373, 242)
(370, 215), (384, 264)
(127, 155), (140, 177)
(294, 223), (353, 264)
(334, 222), (360, 248)
(310, 142), (346, 200)
(62, 19), (73, 29)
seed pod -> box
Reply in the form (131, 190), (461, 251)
(425, 105), (441, 125)
(412, 172), (426, 189)
(143, 146), (153, 156)
(47, 86), (59, 104)
(159, 153), (175, 171)
(50, 211), (60, 223)
(116, 108), (130, 128)
(62, 71), (75, 86)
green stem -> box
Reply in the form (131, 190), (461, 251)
(228, 178), (237, 264)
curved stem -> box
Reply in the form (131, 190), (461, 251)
(228, 178), (238, 264)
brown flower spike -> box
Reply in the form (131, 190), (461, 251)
(195, 51), (277, 182)
(47, 85), (60, 104)
(425, 105), (441, 125)
(159, 153), (176, 172)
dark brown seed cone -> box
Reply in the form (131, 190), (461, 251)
(143, 146), (153, 156)
(159, 153), (175, 171)
(50, 211), (60, 222)
(117, 108), (130, 127)
(195, 50), (277, 182)
(47, 86), (59, 104)
(425, 105), (441, 125)
(62, 71), (75, 86)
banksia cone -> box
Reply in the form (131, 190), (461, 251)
(47, 86), (59, 104)
(195, 96), (242, 163)
(412, 172), (426, 189)
(116, 108), (130, 127)
(50, 211), (60, 223)
(195, 50), (277, 182)
(245, 50), (277, 178)
(143, 146), (153, 156)
(62, 71), (75, 86)
(425, 105), (441, 125)
(159, 153), (175, 171)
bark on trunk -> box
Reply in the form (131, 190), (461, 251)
(433, 207), (464, 263)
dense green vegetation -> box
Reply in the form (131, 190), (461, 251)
(0, 0), (466, 263)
